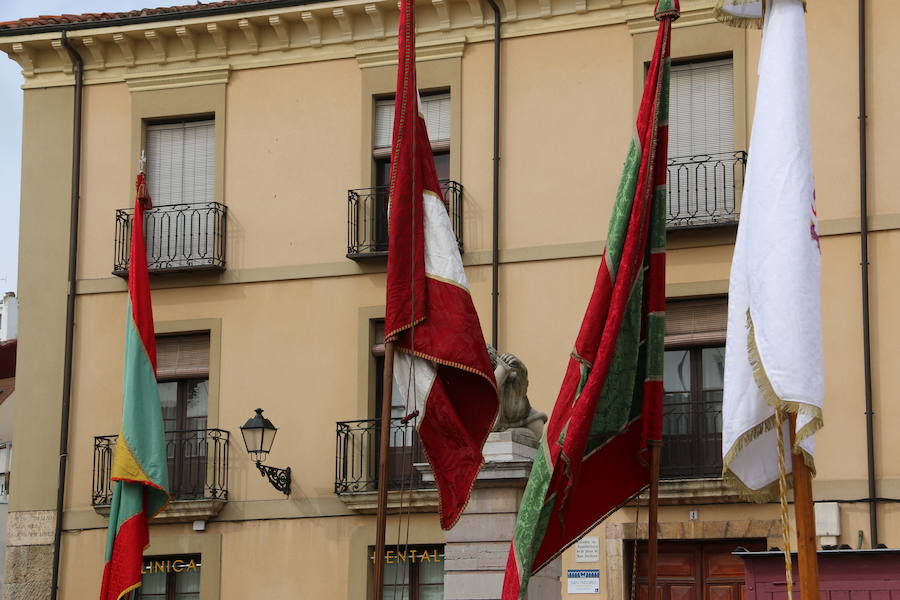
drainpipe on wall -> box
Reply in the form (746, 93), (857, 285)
(50, 31), (84, 600)
(486, 0), (501, 349)
(857, 0), (877, 549)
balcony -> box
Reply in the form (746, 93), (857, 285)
(113, 202), (227, 276)
(666, 151), (746, 229)
(660, 400), (722, 480)
(93, 428), (229, 522)
(334, 418), (438, 513)
(347, 180), (463, 259)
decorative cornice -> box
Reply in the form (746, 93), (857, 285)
(124, 64), (230, 92)
(355, 36), (466, 68)
(0, 0), (724, 88)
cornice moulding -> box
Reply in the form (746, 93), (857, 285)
(0, 0), (719, 87)
(124, 64), (231, 92)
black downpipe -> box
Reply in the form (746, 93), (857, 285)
(50, 31), (84, 600)
(858, 0), (877, 549)
(486, 0), (501, 349)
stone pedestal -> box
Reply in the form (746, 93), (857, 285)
(422, 431), (561, 600)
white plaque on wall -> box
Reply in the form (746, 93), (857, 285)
(567, 569), (600, 594)
(575, 536), (600, 562)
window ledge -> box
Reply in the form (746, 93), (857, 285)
(94, 498), (227, 523)
(336, 489), (439, 514)
(636, 478), (742, 505)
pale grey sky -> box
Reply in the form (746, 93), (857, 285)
(0, 1), (163, 293)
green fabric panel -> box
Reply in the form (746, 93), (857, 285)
(513, 441), (554, 587)
(103, 480), (144, 561)
(651, 187), (667, 251)
(575, 362), (591, 399)
(586, 270), (645, 454)
(121, 306), (169, 515)
(646, 313), (665, 380)
(605, 137), (641, 281)
(659, 59), (671, 127)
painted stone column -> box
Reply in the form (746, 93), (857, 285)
(424, 431), (561, 600)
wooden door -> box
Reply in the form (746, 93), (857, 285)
(633, 540), (767, 600)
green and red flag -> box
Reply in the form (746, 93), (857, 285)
(100, 171), (170, 600)
(501, 1), (677, 597)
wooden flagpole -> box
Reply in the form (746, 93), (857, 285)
(373, 341), (396, 600)
(789, 413), (820, 600)
(647, 441), (661, 599)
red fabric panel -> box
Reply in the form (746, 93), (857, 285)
(99, 511), (148, 600)
(128, 173), (157, 374)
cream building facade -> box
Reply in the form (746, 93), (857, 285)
(0, 0), (897, 599)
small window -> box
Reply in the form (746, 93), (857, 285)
(661, 298), (727, 480)
(371, 545), (444, 600)
(156, 333), (210, 500)
(370, 93), (451, 252)
(0, 443), (10, 502)
(133, 555), (201, 600)
(667, 58), (741, 226)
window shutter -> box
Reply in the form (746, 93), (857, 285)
(156, 333), (211, 380)
(146, 120), (215, 207)
(374, 94), (451, 150)
(665, 297), (728, 347)
(668, 59), (734, 159)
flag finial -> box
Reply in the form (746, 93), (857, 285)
(654, 0), (680, 21)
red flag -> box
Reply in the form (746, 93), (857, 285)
(385, 0), (498, 530)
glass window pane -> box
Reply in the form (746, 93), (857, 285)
(384, 560), (409, 585)
(383, 586), (410, 600)
(140, 571), (166, 597)
(418, 557), (444, 585)
(184, 380), (209, 430)
(420, 584), (444, 600)
(158, 382), (179, 433)
(174, 566), (201, 600)
(701, 347), (725, 390)
(663, 350), (691, 393)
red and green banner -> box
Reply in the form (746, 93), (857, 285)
(501, 2), (678, 597)
(99, 172), (170, 600)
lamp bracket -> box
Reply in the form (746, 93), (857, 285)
(255, 462), (291, 496)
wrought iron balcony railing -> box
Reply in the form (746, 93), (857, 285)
(92, 428), (229, 506)
(335, 418), (434, 494)
(347, 180), (463, 259)
(660, 399), (722, 480)
(666, 151), (746, 228)
(113, 202), (227, 276)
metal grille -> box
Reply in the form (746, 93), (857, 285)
(334, 418), (434, 494)
(347, 180), (463, 258)
(113, 202), (227, 275)
(660, 399), (723, 479)
(666, 151), (746, 228)
(92, 429), (229, 506)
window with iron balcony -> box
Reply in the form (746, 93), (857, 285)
(113, 118), (227, 276)
(666, 57), (746, 229)
(347, 91), (462, 259)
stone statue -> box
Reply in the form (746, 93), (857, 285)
(488, 345), (548, 440)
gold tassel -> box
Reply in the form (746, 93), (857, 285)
(713, 0), (807, 29)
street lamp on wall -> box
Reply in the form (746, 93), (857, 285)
(240, 408), (291, 496)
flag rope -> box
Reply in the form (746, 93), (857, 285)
(774, 407), (794, 600)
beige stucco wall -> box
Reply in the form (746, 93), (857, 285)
(4, 0), (900, 599)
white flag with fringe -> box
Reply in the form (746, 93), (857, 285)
(722, 0), (823, 500)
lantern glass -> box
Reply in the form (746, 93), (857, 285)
(240, 408), (278, 463)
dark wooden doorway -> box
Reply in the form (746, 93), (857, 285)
(631, 540), (767, 600)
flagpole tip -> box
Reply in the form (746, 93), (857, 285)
(654, 0), (680, 21)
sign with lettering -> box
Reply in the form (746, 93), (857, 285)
(369, 548), (444, 564)
(142, 558), (201, 575)
(567, 569), (600, 594)
(575, 537), (600, 563)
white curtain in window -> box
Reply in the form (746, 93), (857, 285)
(668, 58), (734, 159)
(374, 93), (451, 149)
